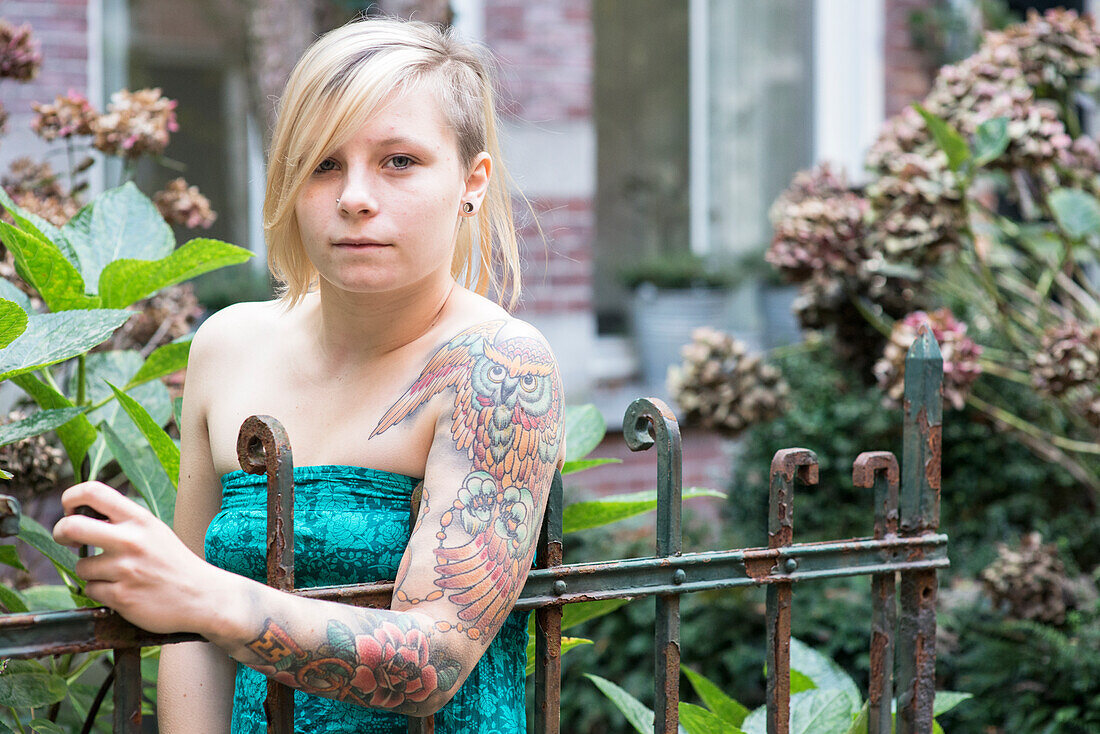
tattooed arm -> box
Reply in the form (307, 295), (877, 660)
(54, 319), (564, 716)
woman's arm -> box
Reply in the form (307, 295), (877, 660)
(54, 319), (564, 716)
(155, 316), (236, 734)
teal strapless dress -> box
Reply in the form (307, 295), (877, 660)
(205, 465), (529, 734)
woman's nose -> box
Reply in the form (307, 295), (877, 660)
(337, 174), (379, 216)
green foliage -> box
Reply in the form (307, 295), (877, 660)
(1047, 188), (1100, 241)
(938, 602), (1100, 733)
(0, 180), (250, 733)
(563, 487), (725, 534)
(593, 637), (968, 734)
(730, 338), (1096, 573)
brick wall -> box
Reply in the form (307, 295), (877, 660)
(483, 0), (594, 322)
(485, 0), (592, 122)
(0, 0), (90, 172)
(883, 0), (936, 117)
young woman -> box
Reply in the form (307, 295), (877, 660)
(52, 17), (564, 733)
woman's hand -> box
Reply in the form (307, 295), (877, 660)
(52, 482), (230, 636)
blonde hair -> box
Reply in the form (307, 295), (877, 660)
(264, 17), (524, 309)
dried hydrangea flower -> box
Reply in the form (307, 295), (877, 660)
(104, 283), (202, 352)
(980, 532), (1081, 625)
(0, 21), (42, 82)
(1031, 320), (1100, 397)
(92, 88), (179, 159)
(667, 327), (789, 438)
(767, 162), (871, 283)
(153, 178), (216, 229)
(2, 158), (78, 226)
(10, 191), (79, 227)
(873, 309), (983, 410)
(31, 91), (98, 142)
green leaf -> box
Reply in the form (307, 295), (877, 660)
(0, 581), (28, 613)
(0, 469), (9, 481)
(125, 338), (191, 390)
(28, 719), (67, 734)
(913, 104), (970, 171)
(98, 237), (253, 309)
(78, 350), (171, 479)
(844, 701), (869, 734)
(933, 691), (973, 716)
(790, 637), (862, 715)
(586, 674), (654, 734)
(564, 404), (606, 461)
(0, 672), (67, 708)
(0, 221), (98, 312)
(18, 514), (78, 579)
(972, 117), (1009, 166)
(1048, 188), (1100, 240)
(563, 598), (630, 630)
(682, 665), (749, 726)
(172, 396), (183, 431)
(60, 182), (175, 293)
(0, 279), (32, 313)
(0, 309), (132, 381)
(0, 190), (74, 271)
(0, 545), (24, 571)
(742, 690), (853, 734)
(22, 584), (78, 611)
(0, 408), (85, 447)
(10, 374), (97, 476)
(100, 423), (175, 525)
(790, 669), (815, 695)
(561, 457), (621, 475)
(108, 381), (180, 489)
(563, 487), (726, 533)
(0, 299), (28, 349)
(525, 636), (593, 675)
(680, 702), (743, 734)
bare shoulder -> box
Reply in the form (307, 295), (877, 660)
(187, 301), (283, 369)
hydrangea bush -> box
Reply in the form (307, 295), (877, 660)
(769, 8), (1100, 501)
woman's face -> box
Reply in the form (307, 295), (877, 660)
(294, 83), (489, 298)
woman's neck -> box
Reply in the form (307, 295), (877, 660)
(309, 271), (458, 369)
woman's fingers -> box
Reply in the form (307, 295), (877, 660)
(52, 512), (123, 549)
(59, 482), (148, 523)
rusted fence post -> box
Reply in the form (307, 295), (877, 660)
(237, 415), (296, 734)
(533, 472), (564, 734)
(765, 449), (817, 734)
(112, 647), (142, 733)
(897, 326), (943, 734)
(623, 398), (682, 734)
(854, 451), (900, 734)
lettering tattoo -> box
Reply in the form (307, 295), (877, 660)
(245, 613), (462, 712)
(373, 321), (564, 639)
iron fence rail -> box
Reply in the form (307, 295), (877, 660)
(0, 327), (946, 734)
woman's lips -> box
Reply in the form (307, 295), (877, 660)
(333, 241), (389, 248)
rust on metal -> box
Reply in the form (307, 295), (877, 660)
(897, 570), (938, 734)
(534, 471), (564, 734)
(766, 584), (792, 734)
(112, 648), (142, 733)
(764, 448), (815, 734)
(744, 556), (774, 581)
(768, 449), (817, 550)
(856, 452), (899, 734)
(237, 416), (296, 734)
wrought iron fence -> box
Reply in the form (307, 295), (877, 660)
(0, 328), (947, 734)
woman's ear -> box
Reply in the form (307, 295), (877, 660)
(462, 152), (492, 209)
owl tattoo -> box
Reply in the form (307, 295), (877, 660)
(371, 320), (563, 639)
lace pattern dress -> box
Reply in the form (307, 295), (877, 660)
(205, 464), (529, 734)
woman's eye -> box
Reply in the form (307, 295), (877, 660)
(314, 158), (337, 173)
(387, 155), (414, 170)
